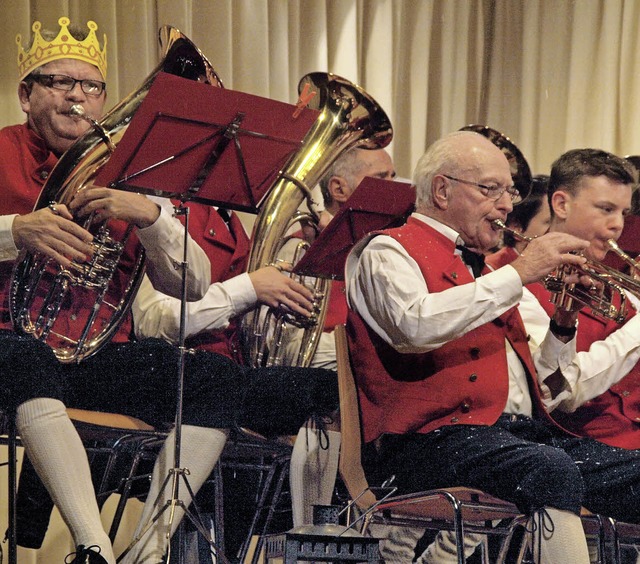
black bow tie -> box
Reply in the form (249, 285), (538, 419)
(456, 245), (485, 278)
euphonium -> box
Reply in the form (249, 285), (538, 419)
(241, 72), (393, 368)
(492, 219), (640, 323)
(10, 27), (223, 363)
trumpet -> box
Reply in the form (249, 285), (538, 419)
(492, 219), (640, 323)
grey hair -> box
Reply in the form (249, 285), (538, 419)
(319, 148), (370, 206)
(413, 130), (483, 209)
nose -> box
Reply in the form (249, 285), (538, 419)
(494, 190), (513, 214)
(609, 212), (625, 236)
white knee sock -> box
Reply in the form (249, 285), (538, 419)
(122, 425), (228, 564)
(532, 507), (590, 564)
(16, 398), (116, 564)
(290, 427), (341, 527)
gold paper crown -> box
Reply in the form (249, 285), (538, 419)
(16, 17), (107, 80)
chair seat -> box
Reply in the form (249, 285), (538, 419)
(66, 408), (154, 431)
(374, 487), (522, 523)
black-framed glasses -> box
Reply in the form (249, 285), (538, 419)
(442, 174), (522, 204)
(29, 74), (106, 97)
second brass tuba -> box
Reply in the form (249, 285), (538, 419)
(241, 72), (392, 368)
(10, 27), (223, 363)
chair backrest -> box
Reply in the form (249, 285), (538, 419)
(335, 324), (378, 511)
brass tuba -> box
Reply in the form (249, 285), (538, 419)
(10, 27), (223, 363)
(241, 72), (393, 368)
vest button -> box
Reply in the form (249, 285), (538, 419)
(208, 229), (216, 236)
(451, 272), (458, 279)
(40, 170), (49, 180)
(469, 374), (478, 382)
(461, 402), (471, 413)
(622, 390), (630, 397)
(229, 265), (236, 272)
(450, 417), (459, 423)
(469, 347), (480, 359)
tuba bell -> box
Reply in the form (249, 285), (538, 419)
(241, 72), (393, 368)
(10, 27), (223, 363)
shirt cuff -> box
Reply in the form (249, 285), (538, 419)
(0, 214), (19, 261)
(224, 272), (258, 313)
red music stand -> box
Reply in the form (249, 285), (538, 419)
(96, 71), (319, 212)
(293, 177), (416, 279)
(96, 72), (320, 564)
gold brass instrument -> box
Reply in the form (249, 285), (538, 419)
(241, 72), (393, 368)
(10, 27), (223, 363)
(492, 219), (640, 323)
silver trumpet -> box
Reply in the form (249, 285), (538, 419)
(492, 219), (640, 323)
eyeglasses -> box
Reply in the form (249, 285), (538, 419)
(443, 174), (522, 204)
(29, 74), (106, 97)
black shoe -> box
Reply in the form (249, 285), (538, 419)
(64, 545), (108, 564)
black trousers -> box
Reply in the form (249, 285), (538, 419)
(0, 330), (338, 432)
(0, 330), (338, 547)
(363, 414), (640, 523)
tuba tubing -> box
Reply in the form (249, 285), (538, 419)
(10, 26), (223, 363)
(241, 72), (393, 368)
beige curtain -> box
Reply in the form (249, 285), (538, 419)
(2, 0), (640, 560)
(3, 0), (640, 177)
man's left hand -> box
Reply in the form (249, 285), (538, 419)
(70, 185), (160, 228)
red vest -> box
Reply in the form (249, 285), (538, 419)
(176, 202), (250, 361)
(529, 281), (640, 449)
(347, 218), (550, 443)
(324, 280), (348, 331)
(486, 246), (518, 271)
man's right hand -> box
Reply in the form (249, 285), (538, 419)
(248, 265), (315, 318)
(510, 232), (590, 285)
(12, 205), (94, 268)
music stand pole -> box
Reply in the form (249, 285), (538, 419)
(116, 204), (228, 564)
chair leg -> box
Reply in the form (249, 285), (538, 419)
(7, 413), (18, 564)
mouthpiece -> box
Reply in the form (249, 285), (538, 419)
(68, 104), (116, 153)
(69, 104), (86, 118)
(491, 219), (534, 243)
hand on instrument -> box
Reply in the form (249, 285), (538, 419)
(510, 232), (589, 286)
(249, 265), (315, 317)
(70, 184), (160, 228)
(12, 205), (94, 268)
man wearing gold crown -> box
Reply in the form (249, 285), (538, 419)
(0, 17), (217, 564)
(2, 17), (340, 564)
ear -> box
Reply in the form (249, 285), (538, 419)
(432, 175), (450, 210)
(550, 190), (571, 220)
(18, 81), (31, 113)
(328, 176), (351, 204)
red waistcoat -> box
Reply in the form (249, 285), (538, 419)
(176, 202), (250, 361)
(324, 280), (348, 332)
(347, 218), (549, 443)
(486, 246), (518, 271)
(529, 281), (640, 449)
